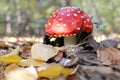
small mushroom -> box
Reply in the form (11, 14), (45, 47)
(44, 6), (93, 46)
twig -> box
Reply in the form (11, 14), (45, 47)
(76, 19), (84, 44)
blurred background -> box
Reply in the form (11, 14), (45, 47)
(0, 0), (120, 42)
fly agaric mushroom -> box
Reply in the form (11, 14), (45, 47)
(44, 6), (93, 46)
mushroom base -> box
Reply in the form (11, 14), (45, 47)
(43, 35), (76, 47)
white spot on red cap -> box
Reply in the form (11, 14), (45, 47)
(84, 21), (86, 23)
(66, 35), (69, 36)
(63, 24), (67, 27)
(58, 18), (63, 21)
(87, 19), (90, 22)
(74, 13), (78, 17)
(56, 24), (60, 26)
(78, 11), (81, 13)
(71, 9), (74, 11)
(86, 25), (89, 27)
(71, 22), (74, 25)
(66, 14), (70, 16)
(54, 35), (57, 37)
(77, 28), (80, 30)
(53, 14), (56, 17)
(61, 13), (64, 15)
(80, 16), (84, 18)
(48, 22), (51, 25)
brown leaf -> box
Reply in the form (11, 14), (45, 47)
(0, 42), (8, 48)
(20, 46), (31, 58)
(66, 74), (77, 80)
(97, 47), (120, 65)
(81, 65), (112, 74)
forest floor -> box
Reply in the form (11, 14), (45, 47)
(0, 35), (120, 80)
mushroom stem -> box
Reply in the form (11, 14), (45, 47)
(64, 35), (77, 45)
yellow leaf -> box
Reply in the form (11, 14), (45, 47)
(0, 55), (22, 63)
(5, 63), (19, 73)
(16, 59), (45, 67)
(61, 67), (73, 76)
(0, 42), (7, 47)
(38, 64), (73, 78)
(0, 46), (21, 63)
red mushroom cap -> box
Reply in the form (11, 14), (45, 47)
(45, 6), (93, 37)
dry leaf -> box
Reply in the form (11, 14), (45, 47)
(97, 47), (120, 65)
(20, 46), (31, 58)
(5, 63), (19, 73)
(5, 65), (38, 80)
(16, 59), (45, 67)
(38, 64), (73, 78)
(61, 67), (73, 76)
(31, 43), (59, 61)
(0, 46), (21, 63)
(81, 65), (112, 74)
(2, 46), (20, 57)
(0, 42), (8, 48)
(0, 64), (5, 79)
(0, 55), (22, 63)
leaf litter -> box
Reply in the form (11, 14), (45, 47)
(0, 38), (120, 80)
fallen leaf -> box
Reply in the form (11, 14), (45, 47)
(5, 63), (19, 73)
(66, 74), (77, 80)
(31, 43), (59, 61)
(81, 65), (112, 74)
(0, 46), (21, 63)
(38, 64), (73, 78)
(16, 59), (45, 67)
(20, 46), (31, 58)
(99, 39), (118, 48)
(0, 55), (22, 63)
(61, 67), (73, 76)
(0, 42), (8, 48)
(0, 64), (5, 79)
(97, 47), (120, 65)
(2, 46), (20, 57)
(5, 65), (38, 80)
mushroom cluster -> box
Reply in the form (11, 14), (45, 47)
(44, 6), (93, 46)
